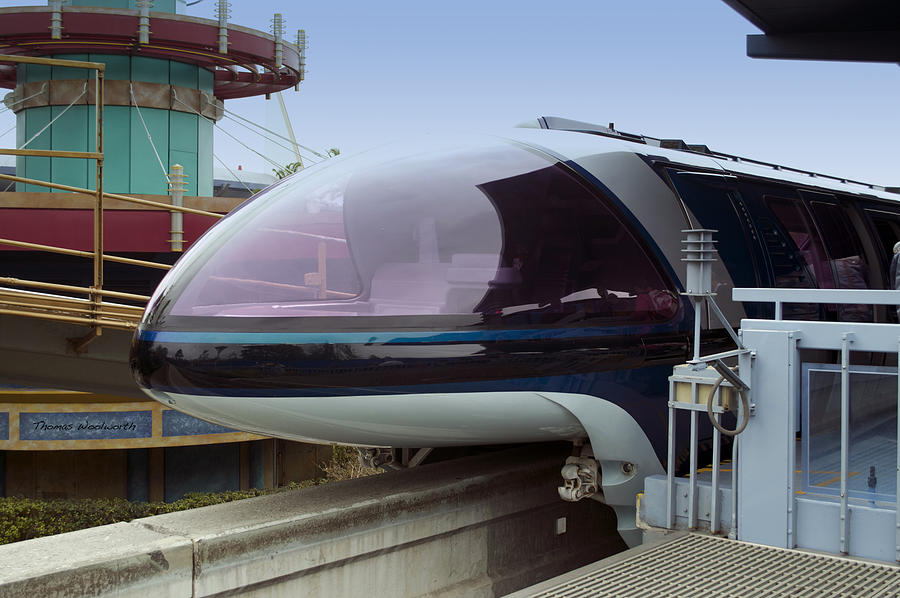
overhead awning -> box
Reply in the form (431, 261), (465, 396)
(722, 0), (900, 62)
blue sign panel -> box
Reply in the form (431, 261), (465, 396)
(0, 412), (8, 440)
(162, 411), (237, 437)
(19, 411), (152, 441)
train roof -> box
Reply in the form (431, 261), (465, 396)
(503, 116), (900, 203)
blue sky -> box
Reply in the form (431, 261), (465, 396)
(3, 0), (900, 185)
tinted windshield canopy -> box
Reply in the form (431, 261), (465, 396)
(148, 138), (675, 323)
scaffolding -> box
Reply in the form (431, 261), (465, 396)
(0, 55), (222, 340)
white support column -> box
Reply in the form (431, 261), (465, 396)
(272, 13), (284, 69)
(297, 29), (307, 84)
(168, 164), (185, 252)
(49, 0), (63, 40)
(137, 0), (151, 45)
(217, 0), (231, 54)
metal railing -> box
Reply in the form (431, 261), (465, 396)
(733, 287), (900, 562)
(0, 55), (223, 339)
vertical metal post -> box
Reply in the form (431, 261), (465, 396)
(775, 300), (783, 321)
(93, 65), (104, 331)
(688, 381), (698, 529)
(840, 333), (851, 554)
(692, 298), (702, 361)
(711, 397), (721, 534)
(730, 436), (738, 540)
(896, 337), (899, 563)
(787, 331), (797, 548)
(666, 378), (676, 530)
(169, 164), (184, 252)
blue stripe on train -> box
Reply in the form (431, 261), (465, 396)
(137, 324), (677, 346)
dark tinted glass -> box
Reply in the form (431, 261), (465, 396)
(766, 196), (833, 289)
(809, 201), (872, 321)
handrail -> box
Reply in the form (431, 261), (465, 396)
(0, 149), (103, 159)
(0, 173), (223, 219)
(0, 55), (229, 336)
(0, 238), (172, 270)
(0, 278), (150, 302)
(0, 55), (106, 71)
(734, 287), (900, 305)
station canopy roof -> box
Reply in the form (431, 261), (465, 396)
(722, 0), (900, 63)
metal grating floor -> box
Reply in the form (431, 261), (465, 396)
(510, 533), (900, 598)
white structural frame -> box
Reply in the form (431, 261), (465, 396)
(732, 287), (900, 563)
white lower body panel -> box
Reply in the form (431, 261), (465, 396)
(144, 389), (587, 447)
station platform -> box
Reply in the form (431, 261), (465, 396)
(504, 532), (900, 598)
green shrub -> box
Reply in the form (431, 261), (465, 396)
(0, 444), (382, 545)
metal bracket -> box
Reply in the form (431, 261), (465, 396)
(67, 327), (101, 354)
(710, 359), (749, 392)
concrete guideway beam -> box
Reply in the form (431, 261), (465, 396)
(0, 445), (624, 597)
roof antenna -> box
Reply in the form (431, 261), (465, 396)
(608, 122), (615, 130)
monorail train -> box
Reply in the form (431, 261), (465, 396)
(130, 116), (900, 543)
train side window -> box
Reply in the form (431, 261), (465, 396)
(809, 201), (872, 321)
(866, 209), (900, 265)
(665, 170), (762, 290)
(865, 209), (900, 323)
(809, 202), (869, 289)
(765, 196), (833, 289)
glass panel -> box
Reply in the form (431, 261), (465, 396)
(867, 209), (900, 322)
(151, 138), (676, 323)
(766, 197), (833, 288)
(809, 201), (871, 321)
(763, 196), (827, 320)
(803, 364), (897, 502)
(867, 209), (900, 260)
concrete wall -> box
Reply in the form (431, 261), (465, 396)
(0, 445), (625, 597)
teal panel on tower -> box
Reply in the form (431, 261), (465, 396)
(130, 107), (169, 195)
(170, 111), (198, 195)
(132, 57), (170, 85)
(198, 68), (214, 95)
(23, 107), (51, 193)
(170, 111), (198, 153)
(170, 62), (198, 90)
(51, 54), (90, 81)
(91, 54), (130, 81)
(51, 105), (89, 192)
(197, 116), (213, 196)
(18, 63), (50, 83)
(97, 106), (131, 193)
